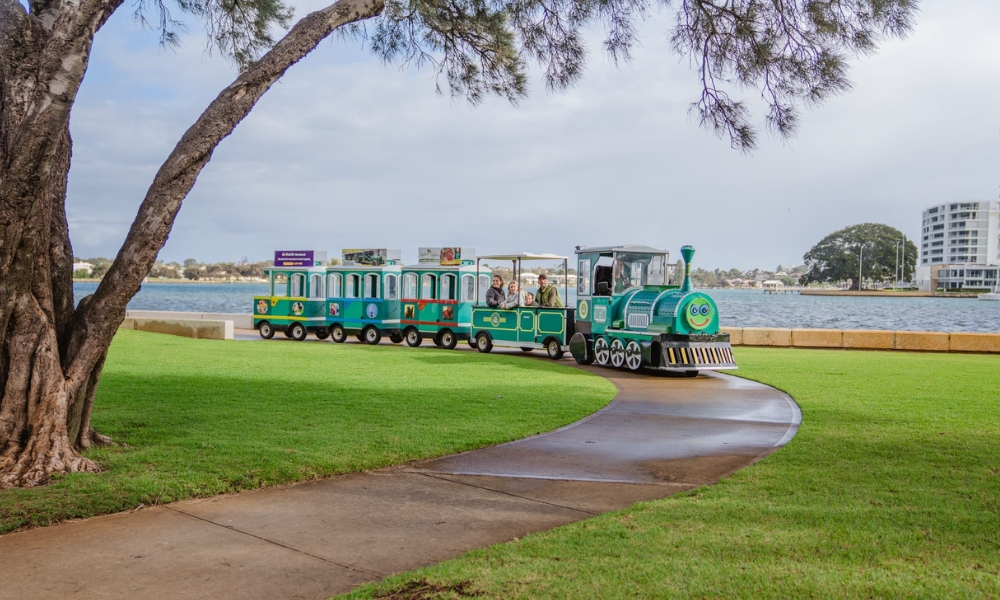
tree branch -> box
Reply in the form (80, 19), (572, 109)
(64, 0), (386, 386)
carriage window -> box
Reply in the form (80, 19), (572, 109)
(346, 274), (359, 298)
(421, 274), (437, 299)
(364, 273), (380, 299)
(310, 274), (324, 298)
(328, 273), (342, 297)
(290, 273), (305, 297)
(461, 275), (475, 302)
(577, 259), (591, 295)
(478, 274), (491, 303)
(402, 273), (418, 299)
(440, 274), (455, 301)
(385, 274), (398, 300)
(272, 273), (288, 297)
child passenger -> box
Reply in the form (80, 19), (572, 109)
(504, 281), (526, 308)
(523, 292), (537, 306)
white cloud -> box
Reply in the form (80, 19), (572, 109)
(67, 0), (1000, 269)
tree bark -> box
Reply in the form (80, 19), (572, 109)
(0, 0), (385, 488)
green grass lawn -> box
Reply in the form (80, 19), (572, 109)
(346, 348), (1000, 599)
(0, 330), (615, 534)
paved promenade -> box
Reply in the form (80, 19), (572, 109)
(0, 362), (799, 600)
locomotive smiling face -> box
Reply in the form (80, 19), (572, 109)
(685, 297), (714, 330)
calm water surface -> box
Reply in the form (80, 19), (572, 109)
(74, 283), (1000, 333)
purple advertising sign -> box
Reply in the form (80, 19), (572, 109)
(274, 250), (314, 267)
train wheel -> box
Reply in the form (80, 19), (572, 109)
(405, 328), (422, 347)
(546, 339), (564, 360)
(624, 340), (642, 371)
(258, 321), (274, 340)
(282, 327), (294, 338)
(389, 332), (403, 344)
(593, 337), (610, 366)
(475, 332), (493, 353)
(363, 326), (381, 345)
(289, 323), (307, 342)
(437, 329), (457, 350)
(315, 327), (330, 340)
(330, 324), (346, 343)
(609, 338), (625, 368)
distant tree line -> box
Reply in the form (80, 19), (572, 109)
(74, 258), (273, 281)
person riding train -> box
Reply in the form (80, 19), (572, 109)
(535, 274), (564, 307)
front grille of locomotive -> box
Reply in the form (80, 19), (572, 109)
(657, 334), (737, 371)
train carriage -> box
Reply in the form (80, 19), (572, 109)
(398, 247), (490, 349)
(253, 251), (331, 341)
(470, 253), (575, 359)
(325, 249), (402, 345)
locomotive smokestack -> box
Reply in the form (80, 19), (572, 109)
(680, 245), (695, 293)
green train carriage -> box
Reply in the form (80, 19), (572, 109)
(399, 247), (490, 349)
(325, 249), (402, 345)
(470, 253), (575, 359)
(253, 251), (331, 341)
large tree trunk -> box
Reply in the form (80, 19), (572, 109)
(0, 0), (384, 488)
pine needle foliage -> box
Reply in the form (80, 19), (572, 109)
(134, 0), (917, 147)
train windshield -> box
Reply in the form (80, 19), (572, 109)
(612, 252), (667, 290)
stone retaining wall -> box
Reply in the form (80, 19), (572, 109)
(126, 310), (252, 329)
(721, 327), (1000, 353)
(120, 317), (234, 340)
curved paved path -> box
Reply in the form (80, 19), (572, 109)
(0, 360), (799, 600)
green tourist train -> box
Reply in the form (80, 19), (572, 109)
(252, 245), (736, 374)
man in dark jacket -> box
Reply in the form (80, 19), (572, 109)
(486, 275), (505, 307)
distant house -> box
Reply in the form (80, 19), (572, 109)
(72, 262), (93, 275)
(762, 280), (785, 291)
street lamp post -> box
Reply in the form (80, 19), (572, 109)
(859, 245), (864, 291)
(895, 240), (901, 289)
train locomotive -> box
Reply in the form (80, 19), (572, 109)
(567, 245), (736, 373)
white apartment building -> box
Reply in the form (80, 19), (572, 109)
(915, 201), (1000, 290)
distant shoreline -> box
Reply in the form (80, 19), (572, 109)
(800, 290), (980, 299)
(74, 279), (266, 285)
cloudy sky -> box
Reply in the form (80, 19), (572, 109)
(65, 0), (1000, 269)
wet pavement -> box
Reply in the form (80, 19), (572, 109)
(0, 337), (799, 600)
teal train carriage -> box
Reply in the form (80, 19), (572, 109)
(325, 249), (402, 345)
(398, 247), (490, 349)
(253, 251), (332, 341)
(470, 253), (575, 359)
(569, 245), (736, 373)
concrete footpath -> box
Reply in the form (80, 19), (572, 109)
(0, 364), (799, 600)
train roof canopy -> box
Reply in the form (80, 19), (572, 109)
(575, 245), (668, 255)
(479, 253), (568, 261)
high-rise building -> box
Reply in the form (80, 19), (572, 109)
(915, 201), (1000, 291)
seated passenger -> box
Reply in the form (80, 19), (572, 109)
(535, 274), (564, 307)
(486, 275), (505, 307)
(523, 291), (537, 306)
(504, 281), (526, 308)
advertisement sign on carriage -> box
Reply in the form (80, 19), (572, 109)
(418, 247), (472, 265)
(342, 249), (401, 266)
(274, 250), (323, 267)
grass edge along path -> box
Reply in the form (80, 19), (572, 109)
(0, 330), (616, 534)
(344, 348), (1000, 599)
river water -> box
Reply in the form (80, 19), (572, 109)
(74, 283), (1000, 333)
